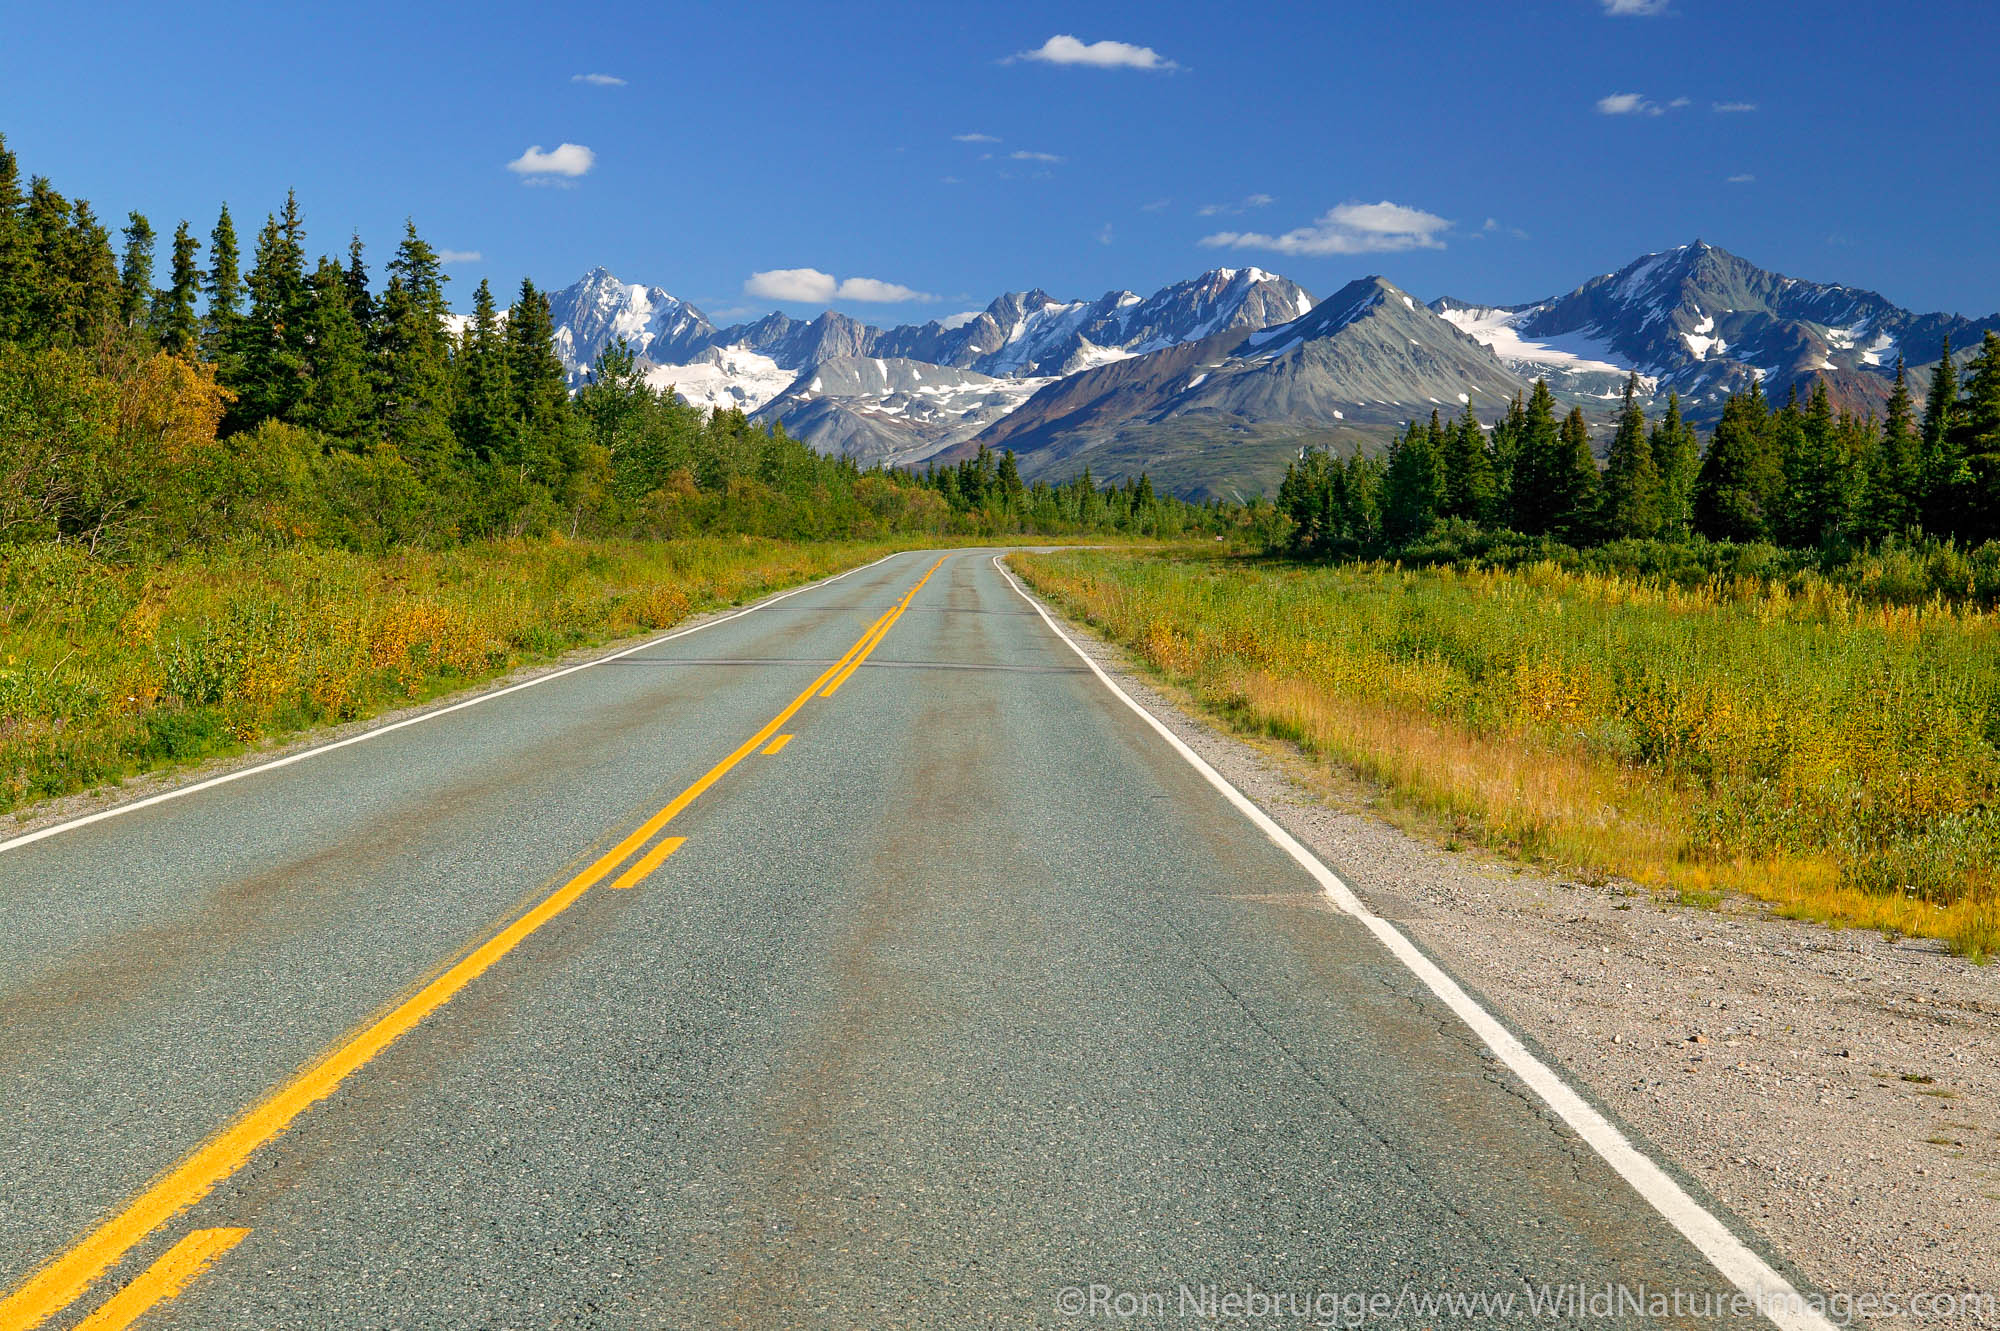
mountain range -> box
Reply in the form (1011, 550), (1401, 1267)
(542, 244), (2000, 499)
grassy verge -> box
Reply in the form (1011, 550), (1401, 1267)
(1013, 548), (2000, 961)
(1, 535), (952, 819)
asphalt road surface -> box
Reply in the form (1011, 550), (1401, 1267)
(0, 550), (1820, 1329)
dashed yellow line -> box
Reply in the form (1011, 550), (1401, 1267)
(761, 734), (793, 755)
(0, 556), (946, 1331)
(608, 836), (686, 890)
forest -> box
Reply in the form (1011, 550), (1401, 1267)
(0, 132), (1216, 559)
(1277, 350), (2000, 591)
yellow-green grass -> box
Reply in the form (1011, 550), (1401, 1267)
(1014, 548), (2000, 960)
(1, 535), (954, 819)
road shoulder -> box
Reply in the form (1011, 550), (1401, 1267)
(1013, 566), (2000, 1329)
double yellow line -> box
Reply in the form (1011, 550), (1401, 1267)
(0, 555), (946, 1331)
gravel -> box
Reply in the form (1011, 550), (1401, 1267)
(1045, 595), (2000, 1330)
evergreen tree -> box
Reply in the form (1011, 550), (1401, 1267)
(1650, 391), (1699, 539)
(1693, 381), (1777, 542)
(1437, 401), (1494, 522)
(232, 195), (312, 426)
(0, 133), (26, 344)
(506, 278), (568, 435)
(150, 220), (202, 356)
(1861, 358), (1919, 540)
(1957, 333), (2000, 544)
(1919, 337), (1968, 536)
(452, 277), (514, 461)
(298, 254), (374, 437)
(343, 233), (374, 333)
(61, 199), (122, 350)
(1509, 380), (1596, 538)
(1784, 380), (1854, 547)
(998, 448), (1026, 507)
(1382, 417), (1441, 543)
(373, 220), (457, 476)
(118, 211), (156, 333)
(203, 203), (242, 371)
(1601, 373), (1661, 539)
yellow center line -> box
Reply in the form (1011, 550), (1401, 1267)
(820, 556), (944, 697)
(607, 836), (686, 890)
(72, 1228), (247, 1331)
(0, 556), (946, 1331)
(760, 734), (793, 755)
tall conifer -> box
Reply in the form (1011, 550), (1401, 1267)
(118, 211), (155, 333)
(1602, 373), (1661, 539)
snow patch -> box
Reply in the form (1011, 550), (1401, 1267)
(644, 345), (793, 414)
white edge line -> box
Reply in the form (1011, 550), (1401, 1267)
(992, 553), (1836, 1331)
(0, 550), (916, 857)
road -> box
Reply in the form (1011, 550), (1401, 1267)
(0, 549), (1818, 1329)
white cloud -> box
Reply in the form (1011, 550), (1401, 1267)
(1596, 92), (1665, 116)
(1602, 0), (1670, 13)
(507, 143), (595, 177)
(743, 268), (934, 304)
(1667, 96), (1690, 108)
(1713, 101), (1758, 113)
(1202, 200), (1452, 256)
(1197, 193), (1276, 217)
(1483, 218), (1499, 231)
(938, 311), (982, 330)
(437, 249), (482, 264)
(1140, 198), (1172, 212)
(1097, 223), (1115, 245)
(940, 175), (964, 185)
(1012, 34), (1179, 71)
(1009, 150), (1064, 163)
(1727, 173), (1756, 183)
(571, 73), (625, 86)
(953, 132), (1000, 143)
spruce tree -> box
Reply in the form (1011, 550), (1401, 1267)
(1957, 333), (2000, 544)
(1509, 380), (1597, 539)
(1785, 380), (1853, 547)
(1650, 391), (1699, 539)
(1554, 407), (1602, 542)
(1507, 381), (1562, 535)
(1382, 417), (1441, 543)
(1861, 358), (1918, 540)
(1693, 381), (1777, 542)
(1438, 401), (1494, 522)
(0, 134), (30, 344)
(232, 196), (312, 426)
(21, 178), (74, 349)
(373, 221), (457, 476)
(118, 211), (156, 333)
(452, 277), (514, 461)
(1919, 338), (1967, 537)
(203, 204), (242, 371)
(343, 233), (374, 333)
(151, 220), (202, 356)
(61, 200), (122, 350)
(507, 278), (569, 435)
(1602, 373), (1661, 539)
(299, 254), (374, 437)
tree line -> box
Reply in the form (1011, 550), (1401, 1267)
(0, 132), (1217, 557)
(1278, 343), (2000, 559)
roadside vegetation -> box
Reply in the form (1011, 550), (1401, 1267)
(1016, 547), (2000, 960)
(0, 133), (1241, 813)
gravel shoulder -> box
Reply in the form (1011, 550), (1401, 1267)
(1028, 580), (2000, 1330)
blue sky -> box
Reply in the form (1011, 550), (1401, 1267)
(5, 1), (1996, 323)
